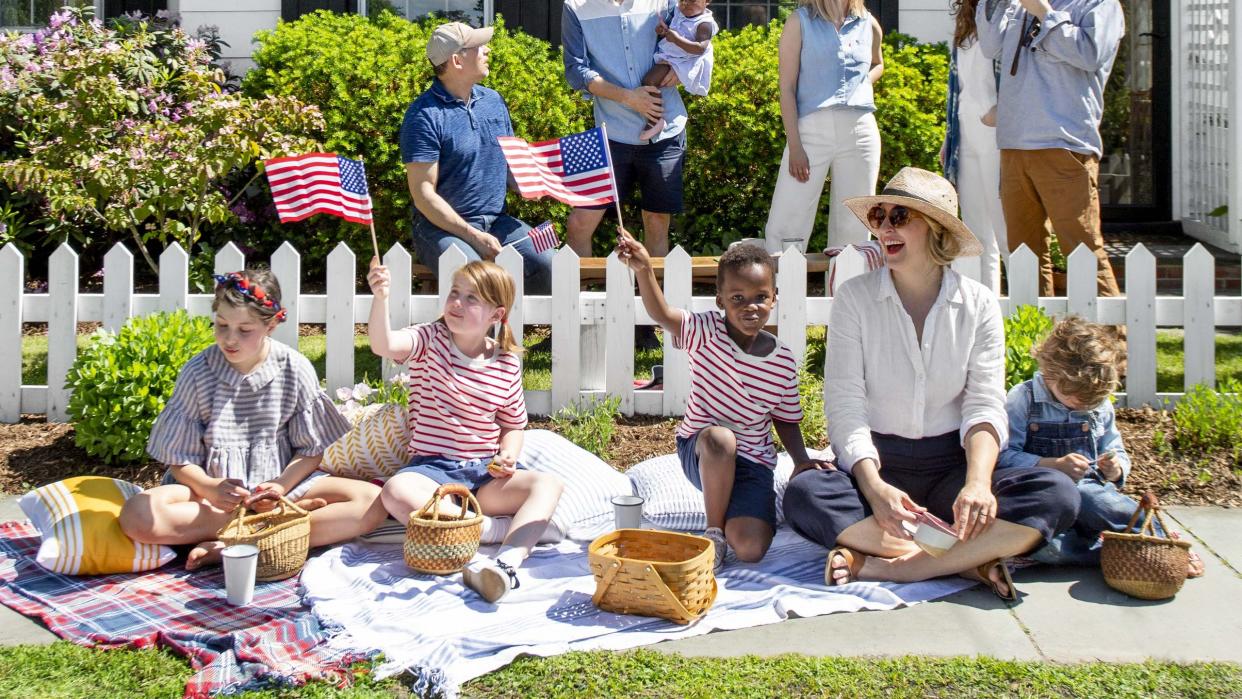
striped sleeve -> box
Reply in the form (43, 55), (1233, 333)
(400, 322), (437, 365)
(495, 355), (529, 430)
(770, 349), (804, 423)
(146, 355), (209, 467)
(672, 309), (709, 352)
(287, 353), (351, 457)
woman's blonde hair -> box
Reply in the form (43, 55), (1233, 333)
(924, 216), (966, 267)
(1034, 315), (1125, 408)
(800, 0), (867, 23)
(445, 260), (524, 356)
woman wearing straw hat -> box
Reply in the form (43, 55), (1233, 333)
(782, 167), (1080, 600)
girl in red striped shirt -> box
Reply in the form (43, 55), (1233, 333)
(367, 259), (563, 603)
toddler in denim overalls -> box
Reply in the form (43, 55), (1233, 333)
(998, 317), (1202, 577)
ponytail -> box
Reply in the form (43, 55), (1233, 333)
(494, 316), (525, 357)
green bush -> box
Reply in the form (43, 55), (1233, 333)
(551, 395), (622, 460)
(65, 311), (215, 464)
(1171, 379), (1242, 460)
(1003, 305), (1054, 389)
(245, 11), (590, 263)
(0, 8), (324, 278)
(794, 364), (827, 450)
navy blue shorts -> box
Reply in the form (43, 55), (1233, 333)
(396, 455), (526, 493)
(676, 432), (777, 528)
(584, 133), (685, 214)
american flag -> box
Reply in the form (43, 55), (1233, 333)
(529, 221), (560, 253)
(263, 153), (373, 225)
(497, 127), (617, 208)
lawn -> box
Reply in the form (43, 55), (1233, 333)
(1, 644), (1239, 698)
(19, 329), (1242, 394)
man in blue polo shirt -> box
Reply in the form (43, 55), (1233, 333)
(399, 22), (553, 293)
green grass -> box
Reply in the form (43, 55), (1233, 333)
(1, 645), (1239, 698)
(20, 330), (1242, 394)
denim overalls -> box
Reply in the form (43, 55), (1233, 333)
(1022, 382), (1158, 566)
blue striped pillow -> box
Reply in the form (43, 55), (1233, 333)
(520, 430), (635, 541)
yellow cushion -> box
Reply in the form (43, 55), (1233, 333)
(321, 403), (410, 481)
(18, 476), (175, 575)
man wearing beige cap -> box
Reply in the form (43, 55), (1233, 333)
(399, 22), (554, 293)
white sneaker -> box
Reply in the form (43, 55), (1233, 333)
(462, 559), (520, 603)
(703, 527), (727, 573)
(480, 516), (564, 545)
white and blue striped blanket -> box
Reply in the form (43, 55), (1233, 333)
(301, 529), (973, 697)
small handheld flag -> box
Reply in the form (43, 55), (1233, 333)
(497, 127), (617, 208)
(529, 221), (560, 253)
(263, 152), (379, 258)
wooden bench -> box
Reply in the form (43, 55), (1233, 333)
(411, 252), (831, 289)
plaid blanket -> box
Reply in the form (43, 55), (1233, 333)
(0, 521), (369, 698)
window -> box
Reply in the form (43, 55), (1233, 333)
(1, 0), (94, 29)
(366, 0), (493, 26)
(712, 1), (786, 30)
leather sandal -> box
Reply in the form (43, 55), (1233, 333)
(975, 558), (1018, 602)
(825, 546), (865, 586)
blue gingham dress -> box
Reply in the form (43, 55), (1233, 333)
(147, 340), (350, 500)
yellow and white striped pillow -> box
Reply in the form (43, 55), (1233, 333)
(321, 403), (411, 481)
(18, 476), (175, 575)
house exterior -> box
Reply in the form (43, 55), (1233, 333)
(3, 0), (1238, 252)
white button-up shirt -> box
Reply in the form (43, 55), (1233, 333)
(825, 267), (1009, 471)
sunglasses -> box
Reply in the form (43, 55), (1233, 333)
(866, 205), (920, 229)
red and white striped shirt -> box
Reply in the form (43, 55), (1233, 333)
(674, 311), (803, 467)
(402, 322), (527, 460)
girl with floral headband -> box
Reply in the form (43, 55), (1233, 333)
(120, 268), (388, 570)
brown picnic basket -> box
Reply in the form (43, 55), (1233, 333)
(588, 529), (717, 625)
(1100, 492), (1191, 600)
(217, 495), (311, 582)
(404, 483), (483, 575)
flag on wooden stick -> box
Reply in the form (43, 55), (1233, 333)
(497, 127), (617, 208)
(263, 153), (373, 225)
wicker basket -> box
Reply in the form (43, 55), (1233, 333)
(404, 483), (483, 575)
(1101, 492), (1191, 600)
(588, 529), (717, 625)
(216, 495), (311, 582)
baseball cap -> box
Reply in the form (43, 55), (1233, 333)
(426, 22), (495, 67)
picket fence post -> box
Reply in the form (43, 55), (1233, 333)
(159, 242), (188, 312)
(496, 246), (525, 348)
(605, 252), (636, 416)
(102, 242), (133, 333)
(777, 248), (808, 365)
(550, 247), (581, 412)
(47, 244), (78, 422)
(662, 247), (691, 416)
(1125, 244), (1157, 407)
(326, 243), (356, 393)
(382, 243), (414, 381)
(215, 242), (245, 276)
(0, 244), (22, 423)
(1183, 244), (1216, 390)
(1066, 244), (1099, 321)
(831, 245), (867, 294)
(271, 242), (301, 349)
(1008, 245), (1039, 311)
(438, 246), (468, 311)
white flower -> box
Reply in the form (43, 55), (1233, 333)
(351, 382), (374, 401)
(335, 387), (352, 402)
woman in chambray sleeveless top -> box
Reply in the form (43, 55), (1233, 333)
(763, 0), (883, 254)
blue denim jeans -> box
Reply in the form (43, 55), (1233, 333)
(410, 211), (554, 294)
(1030, 473), (1160, 566)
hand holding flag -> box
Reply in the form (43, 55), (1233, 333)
(502, 220), (561, 254)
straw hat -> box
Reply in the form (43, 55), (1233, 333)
(844, 167), (983, 258)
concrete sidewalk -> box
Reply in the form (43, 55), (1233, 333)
(0, 496), (1239, 663)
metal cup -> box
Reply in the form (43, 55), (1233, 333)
(611, 495), (645, 530)
(221, 544), (259, 606)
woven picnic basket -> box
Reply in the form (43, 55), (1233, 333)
(588, 529), (717, 625)
(404, 483), (483, 575)
(217, 495), (311, 582)
(1101, 492), (1191, 600)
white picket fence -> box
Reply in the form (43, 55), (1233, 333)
(1, 240), (1240, 424)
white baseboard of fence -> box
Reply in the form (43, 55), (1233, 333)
(2, 240), (1239, 422)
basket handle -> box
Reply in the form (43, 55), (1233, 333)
(641, 564), (701, 624)
(228, 493), (309, 532)
(1124, 492), (1171, 538)
(413, 483), (481, 523)
(592, 560), (624, 608)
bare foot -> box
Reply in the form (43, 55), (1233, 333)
(185, 540), (226, 571)
(1187, 550), (1205, 578)
(295, 497), (328, 511)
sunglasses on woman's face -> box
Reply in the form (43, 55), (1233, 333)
(867, 205), (919, 229)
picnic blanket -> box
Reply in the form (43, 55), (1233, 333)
(0, 520), (368, 698)
(303, 529), (975, 698)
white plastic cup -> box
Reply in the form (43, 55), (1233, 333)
(221, 544), (260, 606)
(612, 495), (645, 530)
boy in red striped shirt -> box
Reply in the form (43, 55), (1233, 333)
(616, 233), (831, 571)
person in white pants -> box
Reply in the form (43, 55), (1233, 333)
(763, 0), (883, 254)
(943, 0), (1008, 294)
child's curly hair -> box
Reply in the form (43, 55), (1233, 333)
(716, 243), (776, 289)
(1033, 315), (1125, 408)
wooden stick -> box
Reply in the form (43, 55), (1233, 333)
(599, 123), (625, 232)
(369, 219), (380, 262)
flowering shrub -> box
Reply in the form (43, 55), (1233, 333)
(334, 374), (410, 416)
(0, 8), (323, 275)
